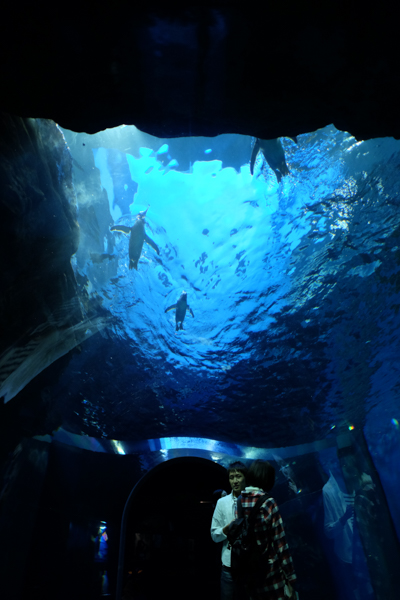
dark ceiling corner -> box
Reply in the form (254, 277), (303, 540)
(0, 2), (399, 139)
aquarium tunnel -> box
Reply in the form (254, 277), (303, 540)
(1, 115), (400, 600)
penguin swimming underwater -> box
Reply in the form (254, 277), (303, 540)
(250, 137), (297, 183)
(110, 207), (160, 270)
(165, 291), (194, 331)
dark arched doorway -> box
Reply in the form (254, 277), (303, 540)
(117, 456), (228, 600)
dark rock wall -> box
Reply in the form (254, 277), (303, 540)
(0, 114), (80, 352)
(0, 115), (85, 453)
(0, 438), (50, 600)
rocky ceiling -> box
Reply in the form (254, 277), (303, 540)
(0, 2), (399, 141)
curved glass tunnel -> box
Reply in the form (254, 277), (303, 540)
(1, 116), (400, 599)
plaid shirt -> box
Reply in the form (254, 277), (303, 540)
(239, 488), (297, 598)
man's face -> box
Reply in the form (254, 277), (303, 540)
(229, 470), (246, 496)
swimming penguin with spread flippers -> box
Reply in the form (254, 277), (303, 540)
(165, 291), (194, 331)
(110, 207), (159, 270)
(250, 137), (297, 183)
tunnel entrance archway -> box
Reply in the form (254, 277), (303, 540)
(117, 456), (228, 600)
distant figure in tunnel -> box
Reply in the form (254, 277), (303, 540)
(250, 138), (297, 183)
(165, 291), (194, 331)
(323, 466), (378, 600)
(322, 471), (355, 600)
(211, 461), (248, 600)
(110, 206), (160, 270)
(231, 460), (298, 600)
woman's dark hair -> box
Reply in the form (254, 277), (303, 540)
(227, 461), (248, 479)
(246, 460), (276, 491)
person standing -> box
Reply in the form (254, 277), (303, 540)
(238, 460), (297, 600)
(211, 461), (248, 600)
(322, 470), (356, 599)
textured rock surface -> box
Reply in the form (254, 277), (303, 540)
(0, 3), (399, 140)
(0, 115), (83, 446)
(0, 115), (80, 351)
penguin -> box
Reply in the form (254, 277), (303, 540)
(110, 207), (159, 270)
(250, 137), (297, 183)
(165, 291), (194, 331)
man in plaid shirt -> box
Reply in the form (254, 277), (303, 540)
(237, 460), (297, 600)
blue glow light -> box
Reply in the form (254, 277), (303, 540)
(112, 440), (126, 455)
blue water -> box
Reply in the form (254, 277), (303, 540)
(58, 125), (400, 457)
